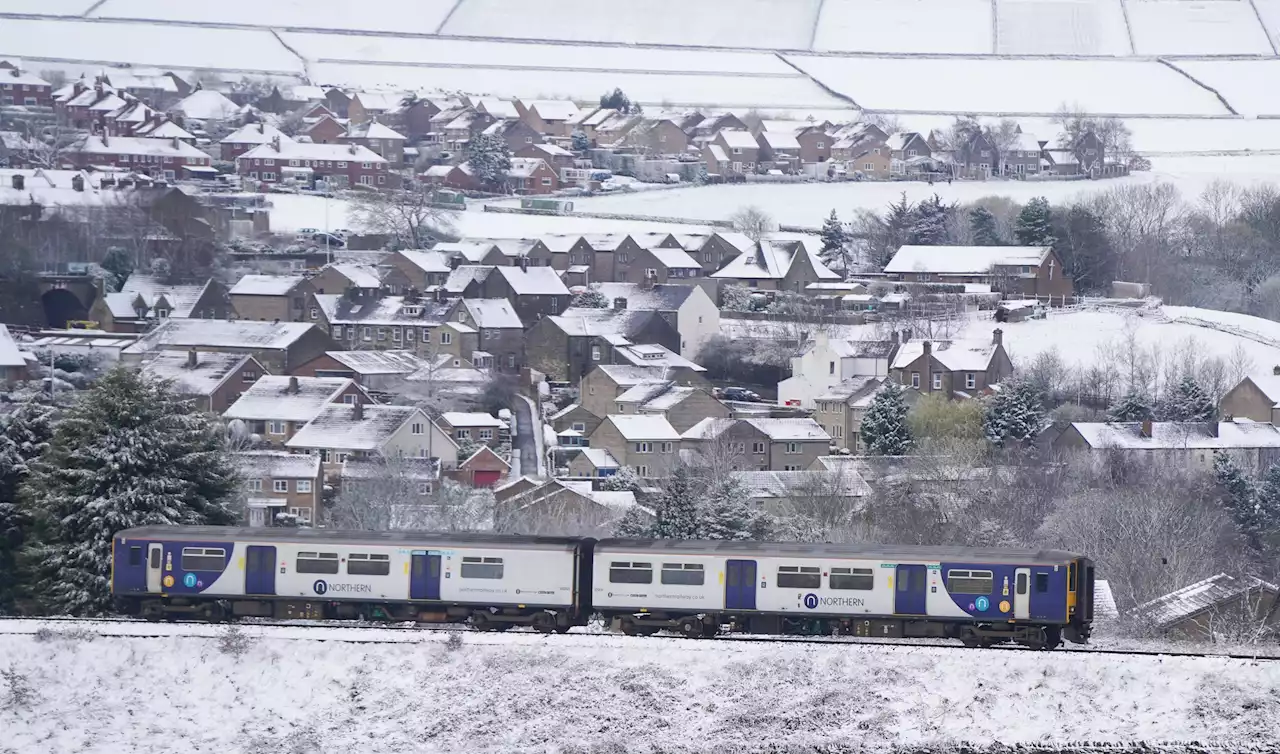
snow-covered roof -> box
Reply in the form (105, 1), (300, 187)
(222, 122), (294, 146)
(576, 447), (620, 469)
(1093, 579), (1120, 620)
(134, 120), (195, 140)
(325, 349), (427, 375)
(124, 319), (320, 355)
(705, 143), (729, 163)
(760, 131), (802, 151)
(476, 98), (520, 119)
(815, 376), (882, 403)
(590, 282), (700, 311)
(1068, 421), (1280, 451)
(345, 121), (406, 141)
(0, 324), (25, 367)
(229, 274), (305, 296)
(613, 343), (705, 372)
(435, 241), (496, 265)
(615, 381), (680, 405)
(240, 140), (385, 163)
(595, 365), (669, 387)
(1011, 133), (1046, 152)
(236, 450), (321, 479)
(647, 247), (701, 269)
(74, 134), (207, 159)
(322, 262), (382, 289)
(139, 350), (249, 396)
(682, 417), (736, 440)
(352, 91), (404, 112)
(507, 157), (547, 179)
(462, 298), (523, 329)
(286, 403), (423, 452)
(340, 457), (439, 482)
(315, 294), (452, 327)
(1133, 573), (1279, 630)
(525, 142), (574, 158)
(441, 412), (507, 428)
(742, 418), (830, 441)
(605, 414), (680, 441)
(885, 245), (1051, 275)
(172, 89), (239, 120)
(494, 266), (570, 296)
(224, 375), (356, 422)
(548, 308), (657, 338)
(460, 444), (511, 470)
(718, 129), (759, 149)
(891, 339), (999, 372)
(1, 68), (50, 87)
(119, 275), (210, 318)
(712, 239), (840, 281)
(527, 100), (580, 122)
(733, 470), (870, 500)
(1239, 372), (1280, 407)
(397, 249), (453, 274)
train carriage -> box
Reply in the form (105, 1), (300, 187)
(591, 539), (1094, 648)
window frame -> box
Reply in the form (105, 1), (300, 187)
(347, 553), (391, 576)
(296, 551), (340, 574)
(776, 564), (821, 589)
(460, 556), (504, 579)
(945, 569), (994, 596)
(609, 561), (653, 584)
(829, 567), (874, 591)
(180, 547), (226, 572)
(660, 563), (705, 586)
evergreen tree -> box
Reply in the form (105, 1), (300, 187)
(1159, 375), (1216, 422)
(1052, 204), (1113, 294)
(699, 475), (772, 541)
(1214, 451), (1264, 550)
(613, 504), (653, 538)
(983, 378), (1046, 447)
(1107, 389), (1154, 422)
(600, 88), (632, 112)
(907, 194), (954, 246)
(467, 133), (513, 190)
(648, 465), (703, 539)
(600, 466), (641, 492)
(100, 247), (134, 293)
(819, 209), (849, 271)
(1014, 197), (1055, 247)
(21, 368), (238, 614)
(860, 381), (914, 455)
(1251, 461), (1280, 552)
(0, 401), (54, 613)
(570, 286), (610, 308)
(570, 129), (590, 153)
(969, 207), (1001, 246)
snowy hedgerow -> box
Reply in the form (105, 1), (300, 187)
(22, 367), (238, 615)
(719, 285), (756, 312)
(982, 378), (1045, 447)
(859, 381), (914, 456)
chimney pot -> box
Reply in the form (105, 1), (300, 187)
(992, 328), (1003, 346)
(187, 348), (197, 367)
(1140, 418), (1153, 438)
(353, 401), (364, 420)
(288, 375), (299, 393)
(922, 340), (932, 356)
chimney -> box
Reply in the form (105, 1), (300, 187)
(901, 328), (911, 342)
(271, 135), (281, 152)
(11, 174), (23, 190)
(889, 331), (899, 346)
(288, 376), (299, 393)
(71, 173), (84, 192)
(187, 349), (198, 367)
(353, 400), (364, 421)
(992, 328), (1003, 347)
(258, 122), (265, 134)
(1272, 365), (1280, 376)
(171, 136), (180, 151)
(1140, 418), (1153, 438)
(923, 340), (931, 357)
(100, 132), (108, 147)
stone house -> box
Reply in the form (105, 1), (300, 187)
(1052, 420), (1280, 476)
(310, 293), (459, 359)
(624, 245), (703, 285)
(1131, 574), (1280, 641)
(119, 319), (336, 375)
(93, 276), (232, 332)
(457, 298), (525, 372)
(229, 274), (314, 322)
(438, 411), (509, 449)
(551, 403), (604, 438)
(383, 250), (454, 291)
(591, 282), (720, 358)
(681, 417), (831, 472)
(482, 118), (543, 153)
(710, 238), (841, 293)
(889, 330), (1014, 399)
(689, 232), (750, 277)
(1220, 371), (1280, 424)
(565, 448), (623, 478)
(286, 402), (459, 477)
(883, 245), (1073, 300)
(222, 375), (370, 446)
(611, 383), (730, 434)
(587, 415), (682, 478)
(525, 309), (682, 383)
(443, 265), (570, 324)
(580, 365), (686, 418)
(138, 350), (265, 414)
(235, 450), (323, 527)
(796, 124), (832, 164)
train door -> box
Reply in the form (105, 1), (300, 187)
(410, 553), (442, 600)
(725, 559), (757, 610)
(1014, 567), (1031, 620)
(245, 546), (277, 596)
(894, 564), (927, 615)
(146, 543), (163, 593)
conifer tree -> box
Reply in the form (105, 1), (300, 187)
(21, 368), (238, 614)
(907, 194), (954, 246)
(1014, 197), (1055, 246)
(467, 133), (513, 190)
(969, 207), (1001, 246)
(819, 209), (849, 271)
(1159, 375), (1216, 422)
(570, 129), (590, 153)
(860, 380), (914, 455)
(1107, 389), (1154, 423)
(699, 475), (772, 541)
(1251, 461), (1280, 552)
(983, 378), (1045, 447)
(613, 504), (653, 538)
(647, 464), (703, 540)
(0, 400), (54, 613)
(1214, 451), (1264, 550)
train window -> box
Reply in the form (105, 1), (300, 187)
(128, 546), (142, 567)
(1035, 573), (1049, 593)
(296, 552), (340, 574)
(830, 567), (874, 591)
(1068, 563), (1077, 592)
(460, 556), (504, 579)
(1016, 572), (1028, 595)
(945, 569), (993, 595)
(609, 561), (653, 584)
(660, 563), (705, 586)
(347, 553), (391, 576)
(777, 565), (821, 589)
(181, 547), (226, 572)
(149, 548), (161, 569)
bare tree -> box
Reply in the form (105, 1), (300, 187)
(728, 205), (776, 245)
(19, 121), (79, 170)
(327, 457), (495, 531)
(347, 187), (459, 249)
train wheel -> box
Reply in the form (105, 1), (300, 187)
(471, 612), (493, 632)
(678, 617), (703, 639)
(532, 611), (557, 634)
(554, 625), (571, 634)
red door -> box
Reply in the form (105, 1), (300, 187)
(473, 470), (502, 487)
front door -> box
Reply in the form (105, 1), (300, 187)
(146, 543), (163, 593)
(894, 564), (928, 616)
(725, 559), (757, 610)
(1014, 567), (1031, 620)
(410, 553), (442, 600)
(245, 545), (277, 596)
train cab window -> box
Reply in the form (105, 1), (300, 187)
(830, 567), (874, 591)
(297, 552), (340, 574)
(945, 569), (993, 595)
(1068, 563), (1077, 592)
(609, 561), (653, 584)
(347, 553), (391, 576)
(460, 556), (504, 579)
(181, 547), (226, 572)
(128, 546), (142, 567)
(777, 565), (821, 589)
(1035, 573), (1049, 593)
(149, 547), (161, 569)
(660, 563), (705, 586)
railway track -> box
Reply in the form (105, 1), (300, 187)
(3, 614), (1276, 661)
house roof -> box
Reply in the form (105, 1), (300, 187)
(443, 265), (494, 293)
(2, 68), (50, 87)
(613, 343), (705, 372)
(442, 411), (507, 428)
(741, 418), (830, 441)
(493, 266), (570, 296)
(815, 376), (882, 403)
(884, 245), (1051, 275)
(0, 324), (25, 368)
(352, 91), (404, 112)
(460, 444), (511, 470)
(1239, 373), (1280, 407)
(718, 130), (759, 149)
(507, 157), (548, 179)
(324, 349), (427, 375)
(397, 249), (453, 274)
(605, 414), (680, 441)
(235, 450), (321, 479)
(314, 294), (452, 327)
(525, 142), (574, 158)
(1068, 421), (1280, 451)
(682, 417), (736, 440)
(595, 365), (670, 387)
(711, 239), (840, 281)
(286, 403), (423, 452)
(527, 100), (580, 122)
(1133, 573), (1279, 630)
(119, 275), (211, 318)
(223, 375), (356, 422)
(891, 339), (999, 372)
(346, 121), (405, 141)
(476, 98), (520, 119)
(759, 131), (801, 151)
(576, 447), (621, 469)
(239, 140), (385, 164)
(230, 274), (304, 296)
(733, 470), (870, 500)
(321, 262), (382, 288)
(139, 350), (249, 397)
(549, 308), (657, 338)
(590, 282), (700, 311)
(134, 120), (195, 140)
(124, 319), (319, 355)
(74, 134), (207, 159)
(705, 144), (729, 163)
(340, 456), (440, 482)
(647, 247), (702, 269)
(462, 298), (523, 329)
(173, 89), (239, 120)
(222, 122), (293, 146)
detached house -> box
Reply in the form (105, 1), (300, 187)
(138, 350), (265, 414)
(889, 330), (1013, 399)
(706, 129), (760, 175)
(955, 131), (1000, 179)
(517, 100), (581, 137)
(342, 121), (407, 167)
(711, 238), (841, 293)
(1220, 370), (1280, 425)
(1004, 132), (1048, 176)
(588, 415), (682, 478)
(778, 331), (900, 409)
(591, 282), (720, 357)
(883, 245), (1073, 299)
(505, 157), (559, 195)
(682, 417), (831, 472)
(222, 375), (369, 446)
(286, 402), (459, 475)
(756, 131), (802, 172)
(887, 131), (933, 175)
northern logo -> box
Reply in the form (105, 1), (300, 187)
(313, 579), (328, 595)
(803, 593), (819, 609)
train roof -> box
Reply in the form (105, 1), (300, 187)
(595, 539), (1084, 563)
(116, 526), (583, 550)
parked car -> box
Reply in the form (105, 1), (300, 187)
(722, 387), (760, 402)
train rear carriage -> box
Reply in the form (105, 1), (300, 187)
(112, 526), (592, 631)
(592, 539), (1093, 648)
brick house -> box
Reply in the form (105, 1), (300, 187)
(0, 64), (53, 107)
(450, 445), (511, 488)
(756, 131), (802, 172)
(611, 383), (729, 434)
(517, 100), (581, 137)
(577, 233), (647, 282)
(886, 131), (933, 175)
(883, 245), (1073, 299)
(516, 142), (577, 172)
(1220, 370), (1280, 424)
(305, 115), (347, 145)
(525, 309), (682, 383)
(625, 118), (692, 155)
(711, 239), (841, 293)
(1003, 132), (1048, 176)
(237, 137), (394, 189)
(347, 91), (404, 125)
(55, 81), (127, 129)
(710, 130), (760, 174)
(138, 350), (266, 414)
(889, 330), (1014, 399)
(222, 375), (370, 446)
(682, 417), (831, 472)
(506, 157), (559, 195)
(482, 118), (542, 153)
(420, 163), (479, 192)
(956, 131), (1000, 179)
(342, 121), (407, 167)
(220, 122), (293, 161)
(457, 298), (525, 372)
(438, 412), (510, 448)
(229, 274), (314, 322)
(235, 450), (323, 527)
(65, 135), (212, 180)
(587, 415), (682, 478)
(796, 124), (832, 163)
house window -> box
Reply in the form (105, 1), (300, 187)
(360, 175), (372, 185)
(457, 429), (471, 440)
(377, 327), (387, 341)
(785, 442), (800, 454)
(783, 464), (803, 471)
(297, 480), (313, 494)
(422, 328), (431, 342)
(910, 372), (920, 389)
(657, 442), (672, 453)
(411, 423), (425, 435)
(829, 361), (835, 375)
(441, 331), (452, 345)
(406, 328), (415, 342)
(273, 480), (289, 493)
(816, 141), (825, 149)
(637, 465), (650, 476)
(507, 354), (515, 368)
(965, 373), (976, 390)
(246, 479), (263, 492)
(834, 425), (843, 439)
(362, 162), (372, 169)
(731, 147), (742, 155)
(242, 370), (258, 383)
(309, 307), (318, 320)
(864, 163), (873, 171)
(479, 428), (493, 440)
(268, 420), (285, 435)
(343, 395), (356, 405)
(392, 329), (402, 342)
(541, 177), (552, 186)
(572, 422), (586, 432)
(591, 345), (601, 361)
(416, 482), (432, 496)
(263, 172), (276, 181)
(635, 442), (652, 454)
(932, 373), (942, 390)
(264, 159), (275, 166)
(752, 442), (765, 454)
(362, 327), (372, 341)
(338, 161), (347, 168)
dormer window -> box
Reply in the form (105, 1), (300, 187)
(402, 305), (421, 316)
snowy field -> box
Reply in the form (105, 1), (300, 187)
(1255, 0), (1280, 51)
(1166, 60), (1280, 119)
(90, 0), (459, 34)
(811, 0), (993, 54)
(1125, 0), (1275, 56)
(995, 0), (1133, 56)
(3, 0), (96, 15)
(3, 621), (1279, 753)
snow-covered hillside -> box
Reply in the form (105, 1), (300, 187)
(811, 0), (993, 54)
(1125, 0), (1275, 56)
(3, 622), (1279, 752)
(995, 0), (1133, 56)
(90, 0), (460, 34)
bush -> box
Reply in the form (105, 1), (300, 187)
(31, 626), (95, 643)
(445, 631), (464, 651)
(1, 664), (34, 709)
(216, 623), (253, 657)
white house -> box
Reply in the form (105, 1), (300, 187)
(778, 331), (899, 409)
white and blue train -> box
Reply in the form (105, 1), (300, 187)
(112, 526), (1095, 649)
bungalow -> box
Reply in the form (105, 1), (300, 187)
(1052, 420), (1280, 475)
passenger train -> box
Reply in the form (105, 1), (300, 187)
(111, 526), (1095, 649)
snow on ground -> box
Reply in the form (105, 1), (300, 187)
(1125, 0), (1275, 56)
(786, 55), (1230, 116)
(1166, 60), (1280, 119)
(811, 0), (993, 54)
(284, 34), (795, 76)
(439, 0), (822, 49)
(1254, 0), (1280, 52)
(0, 18), (303, 74)
(995, 0), (1132, 56)
(3, 0), (96, 14)
(3, 622), (1279, 752)
(90, 0), (459, 34)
